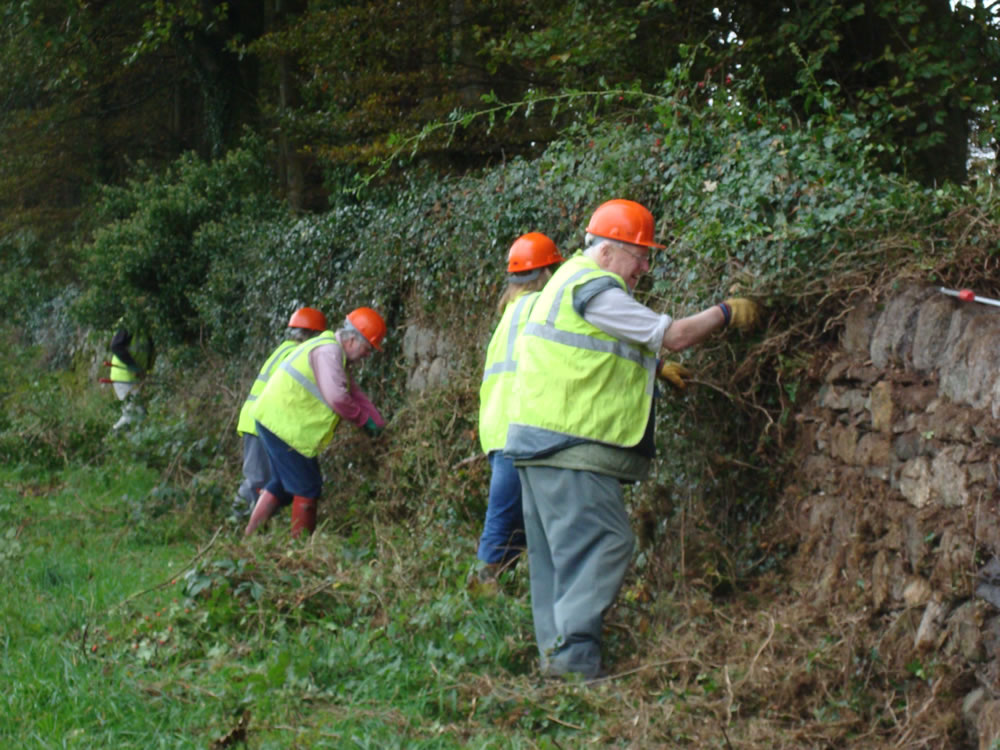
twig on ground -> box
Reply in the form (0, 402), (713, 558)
(734, 614), (776, 689)
(451, 453), (486, 470)
(103, 525), (225, 615)
(893, 676), (943, 749)
(723, 664), (735, 725)
(293, 578), (339, 608)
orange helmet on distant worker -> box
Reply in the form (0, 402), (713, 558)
(507, 232), (563, 274)
(346, 307), (386, 351)
(585, 199), (665, 249)
(287, 307), (328, 331)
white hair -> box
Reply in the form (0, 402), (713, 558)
(584, 233), (628, 259)
(337, 321), (367, 346)
(583, 233), (604, 258)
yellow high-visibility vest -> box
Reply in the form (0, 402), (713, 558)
(506, 253), (657, 454)
(109, 327), (154, 383)
(252, 331), (346, 458)
(236, 339), (299, 435)
(478, 291), (539, 454)
(109, 353), (137, 383)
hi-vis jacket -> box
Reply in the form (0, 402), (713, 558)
(109, 351), (139, 383)
(252, 331), (347, 458)
(236, 339), (299, 436)
(478, 291), (540, 454)
(109, 326), (154, 384)
(504, 252), (658, 459)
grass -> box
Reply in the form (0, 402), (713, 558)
(1, 458), (597, 749)
(1, 463), (206, 747)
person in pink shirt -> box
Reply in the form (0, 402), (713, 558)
(244, 307), (388, 537)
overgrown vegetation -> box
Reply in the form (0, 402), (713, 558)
(2, 35), (1000, 749)
(2, 360), (990, 747)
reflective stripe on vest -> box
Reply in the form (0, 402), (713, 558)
(506, 253), (657, 450)
(478, 291), (539, 454)
(251, 331), (346, 458)
(236, 339), (300, 435)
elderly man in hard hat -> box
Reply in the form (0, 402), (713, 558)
(244, 307), (388, 538)
(232, 307), (328, 521)
(505, 199), (761, 679)
(475, 232), (563, 586)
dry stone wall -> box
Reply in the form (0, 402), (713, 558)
(784, 284), (1000, 746)
(402, 324), (452, 392)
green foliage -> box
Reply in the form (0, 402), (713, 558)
(479, 0), (696, 87)
(2, 0), (996, 278)
(358, 61), (988, 321)
(0, 0), (223, 240)
(49, 62), (1000, 576)
(72, 136), (283, 344)
(243, 0), (555, 173)
(714, 0), (1000, 183)
(0, 0), (108, 232)
(124, 0), (232, 62)
(0, 229), (63, 327)
(0, 337), (110, 471)
(639, 76), (913, 298)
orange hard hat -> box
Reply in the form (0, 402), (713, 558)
(287, 307), (328, 331)
(346, 307), (386, 351)
(585, 199), (665, 249)
(507, 232), (563, 273)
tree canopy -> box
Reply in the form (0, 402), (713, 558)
(0, 0), (997, 245)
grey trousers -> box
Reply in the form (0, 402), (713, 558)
(236, 433), (271, 511)
(518, 464), (635, 678)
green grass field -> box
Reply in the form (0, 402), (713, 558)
(0, 461), (613, 749)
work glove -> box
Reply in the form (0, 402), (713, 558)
(363, 417), (384, 438)
(721, 297), (761, 330)
(657, 360), (692, 391)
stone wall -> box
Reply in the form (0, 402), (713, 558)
(402, 323), (453, 392)
(785, 284), (1000, 747)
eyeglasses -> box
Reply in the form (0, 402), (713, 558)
(617, 244), (651, 266)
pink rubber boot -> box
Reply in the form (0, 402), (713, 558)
(244, 490), (281, 537)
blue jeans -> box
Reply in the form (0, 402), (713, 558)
(477, 451), (525, 565)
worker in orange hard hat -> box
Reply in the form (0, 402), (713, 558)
(505, 199), (762, 679)
(244, 307), (388, 538)
(474, 232), (563, 587)
(231, 307), (329, 521)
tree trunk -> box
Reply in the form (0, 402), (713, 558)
(273, 0), (308, 211)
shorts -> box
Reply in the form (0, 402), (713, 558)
(255, 421), (323, 503)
